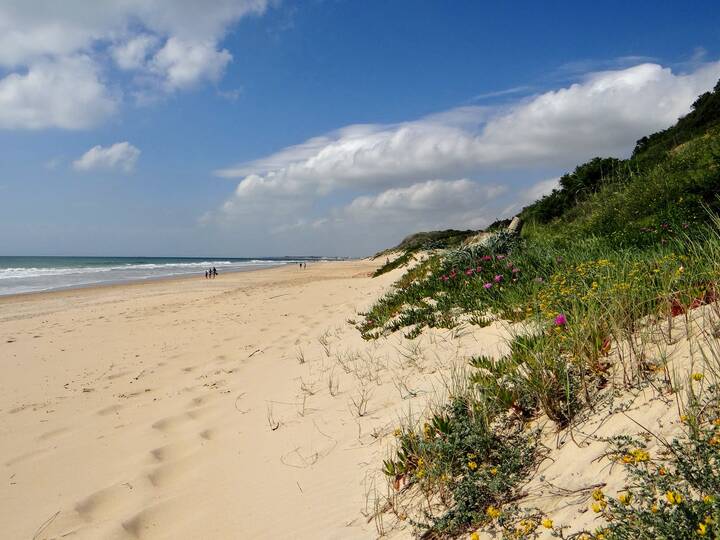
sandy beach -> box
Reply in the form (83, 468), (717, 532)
(0, 260), (509, 539)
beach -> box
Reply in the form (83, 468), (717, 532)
(0, 260), (509, 539)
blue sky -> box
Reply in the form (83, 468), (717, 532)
(1, 1), (720, 257)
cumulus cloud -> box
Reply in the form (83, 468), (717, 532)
(343, 179), (506, 229)
(217, 61), (720, 204)
(150, 38), (232, 90)
(0, 1), (270, 129)
(73, 142), (140, 173)
(0, 55), (117, 129)
(206, 60), (720, 254)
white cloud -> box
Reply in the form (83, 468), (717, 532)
(217, 61), (720, 204)
(73, 142), (140, 173)
(111, 34), (159, 70)
(0, 55), (118, 129)
(206, 60), (720, 254)
(0, 1), (270, 129)
(343, 179), (506, 229)
(150, 38), (232, 90)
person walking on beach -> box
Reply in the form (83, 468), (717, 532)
(205, 270), (208, 279)
(212, 267), (218, 278)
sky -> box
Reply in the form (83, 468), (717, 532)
(1, 1), (720, 257)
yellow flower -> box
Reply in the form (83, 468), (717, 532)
(659, 466), (667, 476)
(591, 501), (606, 513)
(704, 495), (715, 503)
(651, 503), (659, 513)
(467, 461), (478, 470)
(467, 452), (477, 459)
(693, 372), (705, 381)
(680, 414), (689, 423)
(469, 533), (479, 540)
(393, 428), (402, 437)
(541, 517), (553, 529)
(630, 448), (650, 463)
(697, 522), (708, 536)
(486, 505), (501, 519)
(592, 488), (605, 501)
(618, 492), (632, 505)
(490, 467), (498, 476)
(666, 490), (683, 505)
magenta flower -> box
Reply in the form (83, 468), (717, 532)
(465, 268), (474, 276)
(476, 266), (483, 272)
(496, 255), (506, 260)
(554, 313), (567, 326)
(483, 282), (493, 289)
(494, 274), (503, 283)
(482, 255), (492, 262)
(511, 267), (520, 274)
(440, 275), (449, 282)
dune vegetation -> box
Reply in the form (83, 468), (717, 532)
(361, 80), (720, 538)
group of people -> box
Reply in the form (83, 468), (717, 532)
(298, 262), (307, 269)
(205, 267), (218, 279)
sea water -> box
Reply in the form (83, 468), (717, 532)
(0, 256), (333, 296)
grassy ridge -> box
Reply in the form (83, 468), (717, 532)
(363, 80), (720, 538)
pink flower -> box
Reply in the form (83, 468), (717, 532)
(554, 313), (567, 326)
(482, 255), (492, 262)
(496, 255), (506, 260)
(494, 274), (503, 283)
(476, 266), (483, 272)
(511, 267), (520, 274)
(483, 282), (493, 289)
(465, 268), (474, 276)
(440, 275), (449, 282)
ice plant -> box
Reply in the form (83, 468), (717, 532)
(554, 313), (567, 326)
(494, 274), (503, 283)
(483, 282), (493, 289)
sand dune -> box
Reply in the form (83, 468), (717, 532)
(0, 261), (508, 539)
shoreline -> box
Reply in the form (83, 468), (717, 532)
(1, 257), (511, 539)
(0, 259), (351, 304)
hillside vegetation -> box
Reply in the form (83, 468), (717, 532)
(362, 80), (720, 538)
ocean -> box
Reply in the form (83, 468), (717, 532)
(0, 256), (336, 297)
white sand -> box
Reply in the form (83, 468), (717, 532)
(0, 261), (509, 539)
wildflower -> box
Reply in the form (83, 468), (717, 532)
(486, 505), (501, 519)
(497, 255), (506, 260)
(489, 467), (498, 476)
(697, 522), (708, 536)
(470, 533), (479, 540)
(554, 313), (567, 326)
(512, 267), (520, 273)
(651, 503), (659, 513)
(393, 428), (402, 437)
(592, 488), (605, 501)
(692, 372), (704, 381)
(476, 266), (483, 272)
(467, 461), (478, 470)
(483, 283), (493, 289)
(630, 448), (650, 463)
(541, 517), (553, 529)
(680, 414), (689, 423)
(666, 490), (683, 505)
(659, 466), (667, 476)
(467, 453), (477, 459)
(494, 274), (503, 283)
(482, 255), (492, 262)
(517, 519), (536, 534)
(704, 495), (714, 503)
(618, 492), (632, 505)
(465, 268), (474, 276)
(591, 501), (606, 513)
